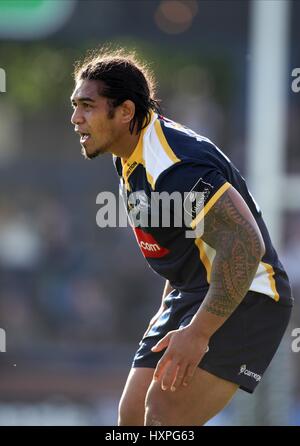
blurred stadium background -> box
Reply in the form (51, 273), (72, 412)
(0, 0), (299, 426)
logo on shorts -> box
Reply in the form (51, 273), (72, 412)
(238, 364), (261, 382)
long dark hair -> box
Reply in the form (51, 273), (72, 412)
(74, 46), (161, 134)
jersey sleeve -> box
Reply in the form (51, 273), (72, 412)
(154, 160), (231, 230)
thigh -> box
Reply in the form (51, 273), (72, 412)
(145, 367), (238, 426)
(118, 367), (154, 426)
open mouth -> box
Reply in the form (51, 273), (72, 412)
(80, 132), (91, 144)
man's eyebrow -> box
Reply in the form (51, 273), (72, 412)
(71, 96), (96, 104)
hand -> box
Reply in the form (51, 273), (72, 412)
(151, 324), (209, 392)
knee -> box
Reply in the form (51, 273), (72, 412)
(144, 402), (164, 426)
(144, 385), (176, 426)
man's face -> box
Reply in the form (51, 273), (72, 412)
(70, 79), (120, 159)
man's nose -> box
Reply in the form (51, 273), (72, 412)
(71, 108), (85, 125)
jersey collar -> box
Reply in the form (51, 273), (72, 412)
(121, 112), (157, 185)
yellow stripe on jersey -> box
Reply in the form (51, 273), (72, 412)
(120, 159), (130, 191)
(154, 120), (181, 164)
(121, 130), (144, 190)
(191, 182), (231, 229)
(145, 170), (155, 190)
(194, 238), (216, 283)
(260, 261), (280, 301)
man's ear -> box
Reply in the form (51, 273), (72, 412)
(119, 99), (135, 124)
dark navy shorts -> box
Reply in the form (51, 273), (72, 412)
(132, 289), (292, 393)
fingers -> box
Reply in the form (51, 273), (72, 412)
(182, 363), (197, 387)
(151, 332), (171, 353)
(161, 363), (179, 391)
(170, 363), (188, 391)
(153, 349), (187, 391)
(154, 358), (182, 391)
(153, 353), (170, 383)
(154, 359), (193, 392)
(151, 331), (209, 392)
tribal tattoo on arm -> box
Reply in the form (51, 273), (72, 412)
(201, 186), (265, 318)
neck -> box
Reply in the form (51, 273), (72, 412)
(110, 128), (141, 160)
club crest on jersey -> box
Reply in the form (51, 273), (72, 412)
(183, 178), (214, 219)
(133, 227), (170, 258)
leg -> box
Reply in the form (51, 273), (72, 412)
(118, 367), (154, 426)
(145, 367), (238, 426)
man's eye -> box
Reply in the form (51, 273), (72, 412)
(83, 103), (92, 109)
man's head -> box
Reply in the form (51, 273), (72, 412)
(71, 47), (161, 160)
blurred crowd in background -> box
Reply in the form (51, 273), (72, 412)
(0, 0), (299, 425)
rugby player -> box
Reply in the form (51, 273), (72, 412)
(70, 48), (293, 426)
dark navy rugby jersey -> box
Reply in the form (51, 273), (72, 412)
(113, 113), (293, 305)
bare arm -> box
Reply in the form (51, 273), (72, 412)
(152, 185), (265, 390)
(190, 185), (265, 337)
